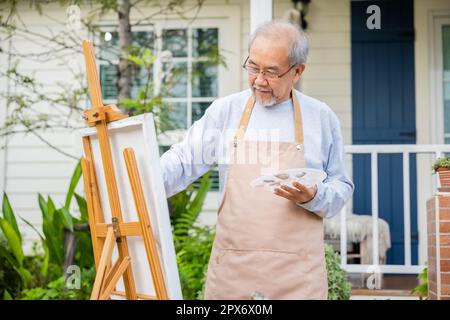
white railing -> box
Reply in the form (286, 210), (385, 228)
(340, 144), (450, 274)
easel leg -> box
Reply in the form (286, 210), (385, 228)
(99, 257), (131, 300)
(81, 158), (100, 269)
(124, 148), (169, 300)
(96, 121), (137, 300)
(90, 227), (115, 300)
(82, 137), (106, 269)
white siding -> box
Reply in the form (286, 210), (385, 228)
(1, 5), (89, 253)
(0, 1), (245, 250)
(298, 0), (352, 144)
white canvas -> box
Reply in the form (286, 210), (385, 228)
(79, 113), (182, 300)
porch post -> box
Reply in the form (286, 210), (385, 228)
(426, 194), (450, 299)
(250, 0), (273, 33)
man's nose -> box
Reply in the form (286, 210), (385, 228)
(254, 72), (268, 86)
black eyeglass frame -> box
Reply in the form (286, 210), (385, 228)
(242, 56), (296, 79)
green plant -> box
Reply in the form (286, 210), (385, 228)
(432, 156), (450, 173)
(21, 266), (96, 300)
(0, 160), (94, 299)
(325, 244), (352, 300)
(0, 193), (33, 287)
(0, 236), (23, 299)
(411, 265), (428, 300)
(32, 160), (94, 276)
(169, 171), (213, 299)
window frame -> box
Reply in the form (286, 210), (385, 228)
(431, 14), (450, 144)
(94, 19), (231, 141)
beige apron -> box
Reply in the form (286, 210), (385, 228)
(204, 91), (328, 300)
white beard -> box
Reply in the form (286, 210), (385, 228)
(252, 88), (278, 107)
(257, 96), (278, 107)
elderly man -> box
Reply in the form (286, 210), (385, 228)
(160, 20), (354, 300)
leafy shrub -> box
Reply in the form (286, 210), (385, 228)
(21, 266), (95, 300)
(325, 243), (352, 300)
(0, 237), (22, 299)
(169, 171), (213, 299)
(411, 265), (428, 299)
(0, 160), (94, 299)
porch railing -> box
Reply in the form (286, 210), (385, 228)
(340, 144), (450, 274)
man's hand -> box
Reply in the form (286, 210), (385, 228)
(273, 182), (317, 204)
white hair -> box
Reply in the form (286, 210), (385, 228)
(248, 20), (308, 66)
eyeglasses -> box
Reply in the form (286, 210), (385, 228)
(242, 56), (295, 79)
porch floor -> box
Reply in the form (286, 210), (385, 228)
(347, 273), (419, 289)
(350, 289), (421, 300)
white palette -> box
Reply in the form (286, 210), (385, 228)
(250, 168), (327, 191)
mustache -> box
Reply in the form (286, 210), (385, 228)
(252, 86), (272, 92)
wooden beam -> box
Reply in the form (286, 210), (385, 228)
(96, 222), (142, 237)
(124, 148), (169, 300)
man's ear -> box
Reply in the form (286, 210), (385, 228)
(293, 64), (306, 83)
(296, 64), (306, 76)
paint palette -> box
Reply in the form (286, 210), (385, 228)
(250, 168), (327, 191)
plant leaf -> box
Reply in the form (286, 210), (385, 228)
(39, 196), (63, 266)
(64, 160), (82, 209)
(59, 207), (74, 232)
(40, 242), (50, 278)
(74, 193), (88, 222)
(16, 266), (32, 286)
(3, 290), (13, 300)
(125, 54), (144, 66)
(0, 218), (24, 266)
(20, 216), (44, 241)
(38, 194), (49, 221)
(0, 244), (20, 268)
(1, 192), (22, 243)
(47, 196), (56, 221)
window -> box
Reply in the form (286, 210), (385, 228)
(99, 26), (220, 190)
(443, 26), (450, 144)
(99, 31), (155, 101)
(98, 27), (219, 130)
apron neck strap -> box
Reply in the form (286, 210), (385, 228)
(234, 89), (304, 145)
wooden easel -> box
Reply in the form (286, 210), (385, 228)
(80, 40), (168, 300)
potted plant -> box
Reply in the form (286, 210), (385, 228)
(432, 156), (450, 188)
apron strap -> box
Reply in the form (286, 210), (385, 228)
(233, 90), (304, 145)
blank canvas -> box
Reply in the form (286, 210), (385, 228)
(79, 113), (182, 300)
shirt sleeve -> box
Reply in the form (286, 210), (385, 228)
(296, 110), (354, 218)
(160, 100), (222, 197)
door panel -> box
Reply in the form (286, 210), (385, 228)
(351, 0), (418, 265)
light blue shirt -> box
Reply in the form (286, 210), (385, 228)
(160, 89), (354, 218)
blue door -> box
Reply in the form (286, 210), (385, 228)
(351, 0), (418, 265)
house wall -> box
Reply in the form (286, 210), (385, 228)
(414, 0), (450, 265)
(1, 1), (362, 256)
(0, 1), (245, 252)
(0, 7), (87, 253)
(0, 38), (8, 202)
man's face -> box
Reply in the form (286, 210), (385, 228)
(247, 36), (305, 106)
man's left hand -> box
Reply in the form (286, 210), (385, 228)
(273, 182), (317, 204)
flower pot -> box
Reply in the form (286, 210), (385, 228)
(437, 167), (450, 188)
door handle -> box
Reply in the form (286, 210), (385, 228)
(399, 131), (416, 138)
